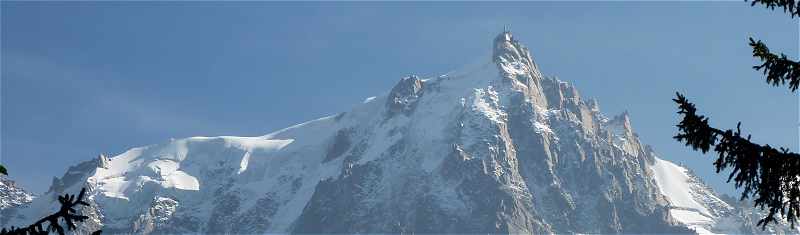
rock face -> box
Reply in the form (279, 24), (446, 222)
(386, 75), (424, 116)
(1, 32), (794, 234)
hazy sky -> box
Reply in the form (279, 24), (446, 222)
(2, 2), (797, 195)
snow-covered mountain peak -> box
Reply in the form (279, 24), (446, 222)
(2, 32), (792, 234)
(492, 31), (544, 83)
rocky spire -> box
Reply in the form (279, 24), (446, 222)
(492, 30), (549, 109)
(610, 111), (632, 133)
(588, 98), (601, 112)
(98, 153), (111, 169)
(492, 31), (543, 81)
(386, 75), (424, 116)
(607, 111), (642, 156)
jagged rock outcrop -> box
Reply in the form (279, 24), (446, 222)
(98, 154), (111, 169)
(132, 196), (178, 234)
(386, 75), (424, 116)
(606, 111), (642, 157)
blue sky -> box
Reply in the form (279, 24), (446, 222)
(2, 2), (797, 195)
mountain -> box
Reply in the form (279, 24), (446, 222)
(1, 32), (794, 234)
(0, 175), (34, 210)
(0, 175), (35, 227)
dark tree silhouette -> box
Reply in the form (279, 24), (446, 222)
(673, 0), (800, 230)
(674, 94), (800, 228)
(0, 165), (7, 176)
(0, 188), (101, 235)
(750, 37), (800, 92)
(749, 0), (800, 17)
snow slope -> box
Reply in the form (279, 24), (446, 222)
(651, 158), (717, 233)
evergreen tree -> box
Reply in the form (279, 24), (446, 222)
(674, 0), (800, 229)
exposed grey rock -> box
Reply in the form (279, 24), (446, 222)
(324, 128), (353, 163)
(132, 196), (179, 234)
(588, 97), (601, 112)
(230, 193), (279, 234)
(98, 154), (111, 169)
(386, 75), (424, 116)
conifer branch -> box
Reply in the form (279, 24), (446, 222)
(749, 38), (800, 92)
(749, 0), (800, 18)
(674, 92), (800, 229)
(0, 188), (101, 235)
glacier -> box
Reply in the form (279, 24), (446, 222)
(1, 31), (797, 234)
